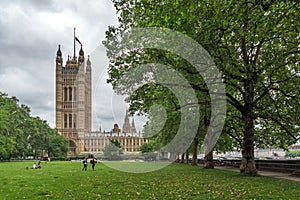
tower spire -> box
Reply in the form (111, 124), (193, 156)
(73, 27), (76, 57)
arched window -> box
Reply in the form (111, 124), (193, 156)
(64, 87), (68, 101)
(64, 114), (67, 128)
(69, 114), (72, 128)
(74, 114), (77, 128)
(74, 87), (77, 101)
(69, 87), (72, 101)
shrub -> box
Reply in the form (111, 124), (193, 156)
(285, 150), (300, 158)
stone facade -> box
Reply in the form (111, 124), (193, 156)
(55, 40), (92, 155)
(84, 111), (147, 153)
(84, 131), (146, 153)
(55, 33), (146, 155)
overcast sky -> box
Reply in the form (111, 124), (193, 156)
(0, 0), (146, 131)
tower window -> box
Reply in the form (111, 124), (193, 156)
(64, 87), (68, 101)
(69, 114), (72, 128)
(69, 87), (72, 101)
(64, 114), (67, 128)
(74, 87), (77, 101)
(74, 114), (77, 128)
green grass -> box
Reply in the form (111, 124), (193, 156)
(0, 161), (299, 199)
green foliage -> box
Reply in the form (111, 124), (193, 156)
(0, 92), (68, 159)
(104, 0), (300, 173)
(139, 143), (157, 160)
(0, 162), (299, 199)
(139, 143), (153, 153)
(103, 140), (123, 157)
(48, 134), (68, 158)
(285, 150), (300, 158)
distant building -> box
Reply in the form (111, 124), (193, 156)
(122, 110), (137, 134)
(84, 110), (148, 153)
(55, 30), (146, 155)
(55, 30), (92, 155)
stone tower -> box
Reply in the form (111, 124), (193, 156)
(131, 118), (137, 134)
(55, 31), (92, 155)
(122, 110), (137, 134)
(122, 110), (131, 133)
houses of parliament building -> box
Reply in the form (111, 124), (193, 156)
(84, 110), (147, 153)
(55, 31), (146, 155)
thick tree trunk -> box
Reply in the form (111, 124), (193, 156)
(240, 78), (257, 175)
(240, 112), (257, 175)
(203, 116), (214, 168)
(191, 135), (199, 165)
(185, 149), (189, 164)
(204, 150), (214, 169)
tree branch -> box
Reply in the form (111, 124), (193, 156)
(257, 114), (298, 141)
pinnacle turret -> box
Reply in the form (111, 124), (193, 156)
(78, 45), (84, 64)
(86, 55), (91, 72)
(56, 44), (62, 65)
(56, 44), (62, 56)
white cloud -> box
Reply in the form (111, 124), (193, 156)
(0, 0), (147, 132)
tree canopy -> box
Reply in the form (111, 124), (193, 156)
(0, 92), (68, 160)
(104, 0), (300, 174)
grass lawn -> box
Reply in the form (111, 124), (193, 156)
(0, 161), (299, 199)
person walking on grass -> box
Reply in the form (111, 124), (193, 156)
(90, 158), (96, 171)
(82, 158), (87, 171)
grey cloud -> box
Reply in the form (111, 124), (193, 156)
(9, 0), (57, 12)
(0, 40), (55, 63)
(0, 0), (146, 131)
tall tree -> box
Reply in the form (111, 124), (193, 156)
(0, 92), (68, 160)
(0, 93), (20, 159)
(104, 0), (300, 175)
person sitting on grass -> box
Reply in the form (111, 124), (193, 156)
(32, 163), (37, 169)
(37, 162), (41, 168)
(32, 162), (41, 169)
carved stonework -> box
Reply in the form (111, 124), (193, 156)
(55, 41), (92, 155)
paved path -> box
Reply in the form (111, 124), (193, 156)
(215, 166), (300, 182)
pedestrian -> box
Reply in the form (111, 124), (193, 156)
(82, 158), (87, 171)
(90, 158), (96, 171)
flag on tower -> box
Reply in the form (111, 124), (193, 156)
(75, 37), (82, 46)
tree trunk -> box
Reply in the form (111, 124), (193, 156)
(240, 112), (257, 175)
(204, 150), (214, 169)
(191, 135), (199, 165)
(203, 116), (214, 168)
(181, 153), (185, 163)
(185, 149), (189, 164)
(240, 78), (257, 175)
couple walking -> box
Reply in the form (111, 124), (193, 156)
(82, 158), (97, 171)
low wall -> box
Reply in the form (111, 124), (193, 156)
(223, 159), (300, 173)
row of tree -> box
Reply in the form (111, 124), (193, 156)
(0, 92), (68, 160)
(104, 0), (300, 174)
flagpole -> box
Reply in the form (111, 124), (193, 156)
(74, 27), (76, 57)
